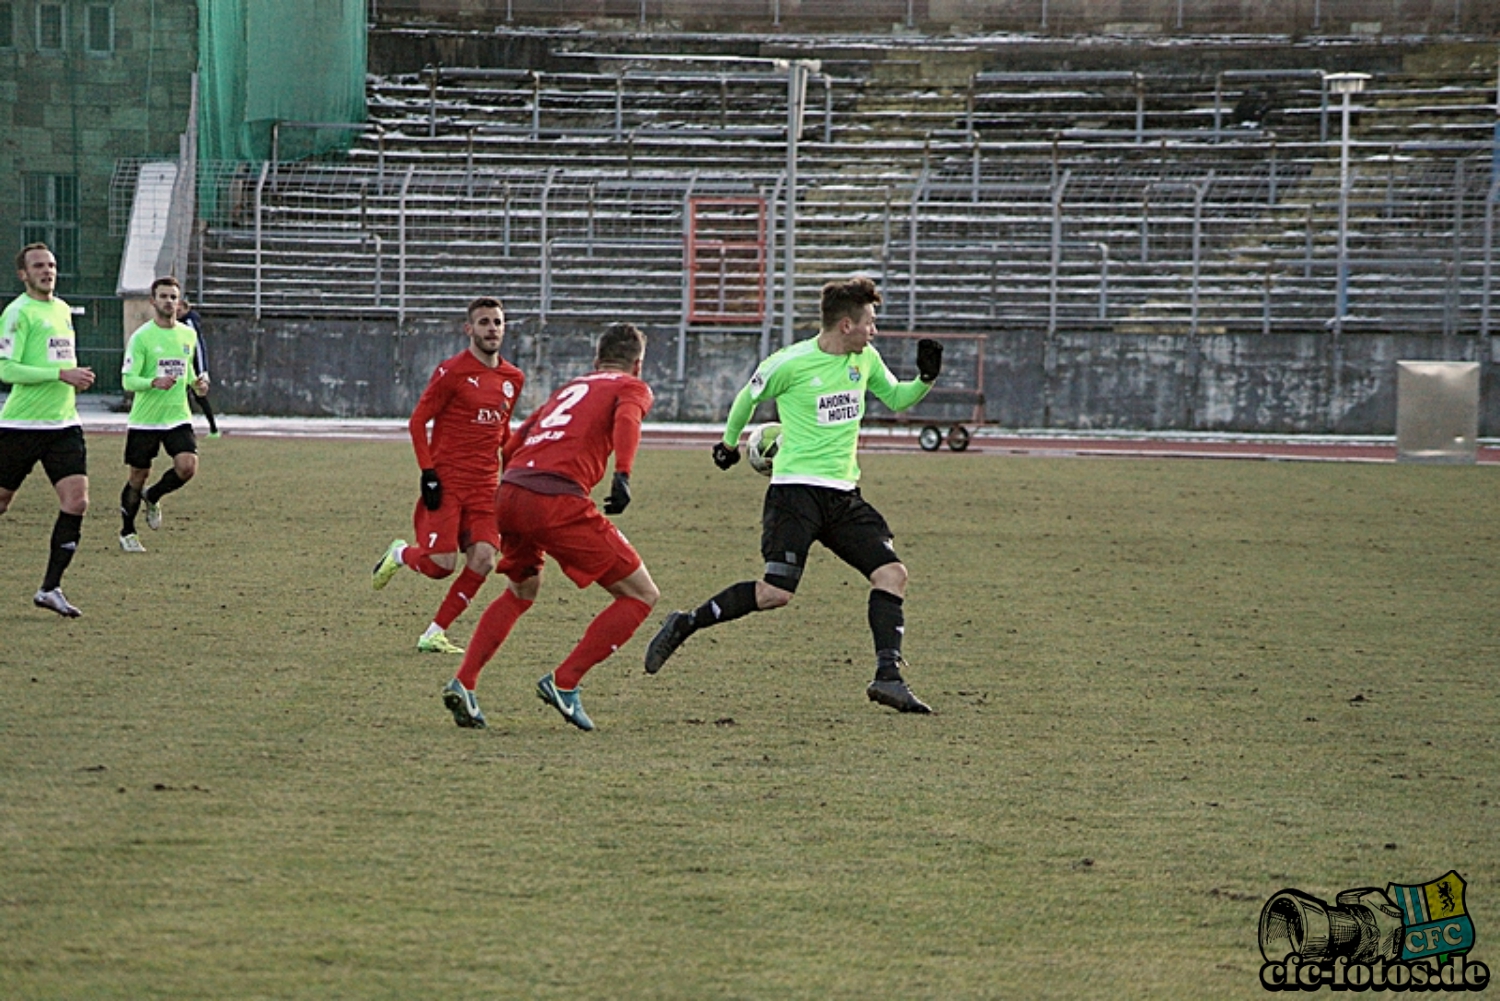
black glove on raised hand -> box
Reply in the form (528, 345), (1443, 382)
(420, 468), (443, 511)
(602, 471), (632, 515)
(916, 338), (944, 383)
(712, 441), (741, 471)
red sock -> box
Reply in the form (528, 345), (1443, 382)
(434, 567), (486, 630)
(400, 545), (453, 581)
(554, 597), (652, 690)
(456, 589), (534, 691)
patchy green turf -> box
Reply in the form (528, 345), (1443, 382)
(1, 437), (1496, 999)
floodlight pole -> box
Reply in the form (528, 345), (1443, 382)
(782, 60), (815, 348)
(1327, 72), (1369, 336)
(1481, 176), (1497, 341)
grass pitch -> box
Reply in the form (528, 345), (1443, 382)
(1, 436), (1497, 999)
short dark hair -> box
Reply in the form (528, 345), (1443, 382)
(820, 276), (882, 329)
(467, 296), (504, 320)
(15, 243), (51, 271)
(596, 322), (646, 368)
(150, 276), (182, 296)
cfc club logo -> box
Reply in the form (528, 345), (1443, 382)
(1259, 871), (1489, 992)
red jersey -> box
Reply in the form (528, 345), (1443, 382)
(502, 369), (653, 496)
(408, 349), (525, 492)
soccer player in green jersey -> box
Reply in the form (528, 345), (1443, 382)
(0, 243), (97, 617)
(644, 276), (944, 713)
(117, 276), (208, 552)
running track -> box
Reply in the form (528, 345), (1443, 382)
(76, 407), (1500, 464)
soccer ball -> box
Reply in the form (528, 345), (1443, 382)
(745, 422), (781, 476)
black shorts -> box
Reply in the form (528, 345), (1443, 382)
(760, 483), (899, 593)
(124, 424), (197, 469)
(0, 425), (89, 491)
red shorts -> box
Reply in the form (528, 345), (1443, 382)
(494, 483), (642, 589)
(411, 483), (501, 554)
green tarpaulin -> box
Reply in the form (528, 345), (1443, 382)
(199, 0), (366, 163)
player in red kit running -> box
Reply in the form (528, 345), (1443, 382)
(372, 297), (524, 654)
(441, 322), (658, 731)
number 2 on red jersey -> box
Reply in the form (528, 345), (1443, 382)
(537, 382), (590, 433)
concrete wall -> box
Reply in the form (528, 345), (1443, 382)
(204, 317), (1498, 434)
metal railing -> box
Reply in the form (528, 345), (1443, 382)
(175, 59), (1498, 343)
(68, 295), (126, 394)
(191, 149), (1497, 340)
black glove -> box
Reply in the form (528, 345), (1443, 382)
(602, 471), (631, 515)
(916, 338), (943, 383)
(712, 441), (741, 471)
(420, 468), (443, 511)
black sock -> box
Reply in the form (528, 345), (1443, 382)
(198, 394), (219, 434)
(42, 511), (83, 591)
(120, 483), (142, 535)
(690, 580), (761, 631)
(869, 589), (905, 681)
(145, 468), (187, 502)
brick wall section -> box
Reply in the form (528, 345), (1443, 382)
(0, 0), (197, 299)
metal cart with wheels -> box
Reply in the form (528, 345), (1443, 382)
(917, 421), (973, 452)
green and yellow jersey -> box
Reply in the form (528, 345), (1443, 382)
(122, 320), (200, 430)
(0, 293), (82, 428)
(722, 338), (931, 490)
